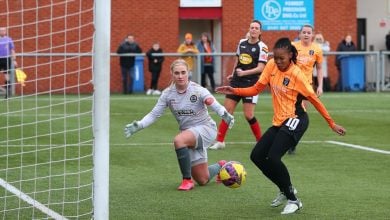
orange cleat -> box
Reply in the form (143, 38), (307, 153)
(177, 179), (194, 191)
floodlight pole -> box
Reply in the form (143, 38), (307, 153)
(93, 0), (110, 219)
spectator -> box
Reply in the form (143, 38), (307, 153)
(124, 59), (234, 191)
(196, 32), (216, 92)
(335, 34), (356, 91)
(177, 33), (199, 79)
(0, 27), (17, 99)
(386, 31), (390, 51)
(210, 20), (268, 150)
(146, 42), (164, 95)
(386, 31), (390, 60)
(313, 33), (331, 91)
(117, 34), (142, 94)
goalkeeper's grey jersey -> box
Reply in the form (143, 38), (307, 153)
(141, 81), (216, 131)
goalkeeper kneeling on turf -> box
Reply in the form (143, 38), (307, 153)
(124, 59), (234, 191)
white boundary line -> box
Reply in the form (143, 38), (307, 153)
(116, 140), (390, 155)
(326, 141), (390, 155)
(0, 178), (68, 220)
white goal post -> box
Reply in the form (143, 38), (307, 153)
(0, 1), (110, 219)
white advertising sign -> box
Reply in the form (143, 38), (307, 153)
(180, 0), (221, 7)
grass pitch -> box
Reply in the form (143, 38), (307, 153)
(1, 92), (389, 219)
(110, 92), (390, 220)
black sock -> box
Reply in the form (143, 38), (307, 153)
(284, 185), (297, 201)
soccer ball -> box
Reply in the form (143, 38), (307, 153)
(219, 161), (247, 188)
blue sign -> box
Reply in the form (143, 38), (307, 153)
(254, 0), (314, 31)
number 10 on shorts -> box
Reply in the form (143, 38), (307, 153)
(285, 118), (300, 131)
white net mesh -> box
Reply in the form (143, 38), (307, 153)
(1, 1), (94, 219)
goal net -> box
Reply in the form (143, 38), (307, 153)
(0, 1), (109, 219)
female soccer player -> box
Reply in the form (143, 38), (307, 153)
(293, 24), (324, 96)
(124, 59), (234, 191)
(210, 20), (268, 150)
(216, 38), (346, 214)
(289, 24), (325, 154)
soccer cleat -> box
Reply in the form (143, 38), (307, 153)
(146, 89), (153, 95)
(209, 141), (225, 150)
(152, 90), (161, 95)
(215, 160), (227, 184)
(177, 179), (194, 191)
(281, 199), (303, 214)
(271, 188), (298, 207)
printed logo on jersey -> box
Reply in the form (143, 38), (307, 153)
(239, 53), (253, 64)
(175, 109), (195, 116)
(283, 77), (290, 86)
(309, 50), (314, 55)
(168, 99), (176, 105)
(190, 95), (198, 103)
(251, 48), (257, 53)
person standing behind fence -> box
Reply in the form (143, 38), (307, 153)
(117, 34), (142, 94)
(313, 33), (331, 91)
(385, 31), (390, 60)
(196, 32), (216, 92)
(335, 34), (356, 91)
(0, 27), (17, 99)
(210, 20), (268, 150)
(177, 33), (199, 79)
(146, 42), (164, 95)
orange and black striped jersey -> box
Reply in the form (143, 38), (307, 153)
(292, 41), (323, 84)
(233, 59), (336, 128)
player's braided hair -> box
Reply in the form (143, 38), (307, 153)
(273, 37), (298, 64)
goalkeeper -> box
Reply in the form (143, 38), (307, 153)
(124, 59), (234, 191)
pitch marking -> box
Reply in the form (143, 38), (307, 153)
(118, 140), (389, 155)
(0, 178), (68, 220)
(326, 141), (390, 155)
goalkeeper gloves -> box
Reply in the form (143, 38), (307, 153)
(124, 120), (142, 138)
(221, 111), (234, 129)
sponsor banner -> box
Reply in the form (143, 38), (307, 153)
(254, 0), (314, 31)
